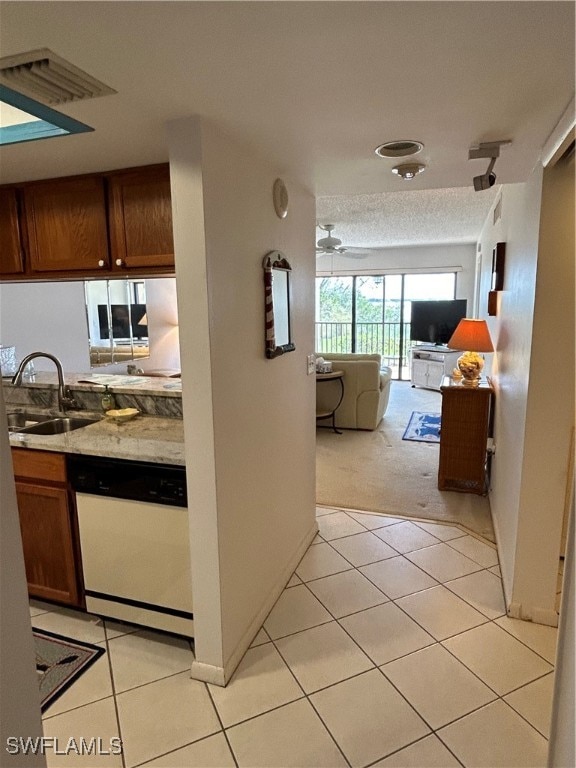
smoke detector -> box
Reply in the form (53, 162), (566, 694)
(0, 48), (116, 105)
(391, 162), (426, 180)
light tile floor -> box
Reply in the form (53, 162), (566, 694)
(33, 507), (558, 768)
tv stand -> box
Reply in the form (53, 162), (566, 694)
(410, 346), (460, 391)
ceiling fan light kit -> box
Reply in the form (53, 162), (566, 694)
(316, 224), (347, 254)
(391, 162), (426, 180)
(316, 224), (374, 259)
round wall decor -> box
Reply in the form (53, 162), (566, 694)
(272, 178), (289, 219)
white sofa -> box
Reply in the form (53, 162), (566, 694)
(316, 353), (392, 430)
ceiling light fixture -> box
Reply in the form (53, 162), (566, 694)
(468, 140), (511, 191)
(391, 162), (426, 180)
(0, 83), (93, 145)
(375, 140), (424, 158)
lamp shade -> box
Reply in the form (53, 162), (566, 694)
(447, 319), (494, 352)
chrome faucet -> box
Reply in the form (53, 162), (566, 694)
(11, 352), (78, 413)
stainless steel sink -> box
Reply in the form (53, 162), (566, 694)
(7, 411), (54, 433)
(18, 417), (100, 435)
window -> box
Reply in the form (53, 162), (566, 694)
(316, 272), (457, 379)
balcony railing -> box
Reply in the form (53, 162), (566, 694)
(315, 321), (411, 375)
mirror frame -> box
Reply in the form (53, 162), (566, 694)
(263, 251), (295, 359)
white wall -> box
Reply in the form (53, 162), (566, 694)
(514, 153), (575, 622)
(168, 117), (317, 682)
(0, 386), (46, 767)
(548, 497), (575, 767)
(0, 281), (91, 371)
(478, 155), (574, 624)
(317, 243), (477, 306)
(0, 279), (180, 374)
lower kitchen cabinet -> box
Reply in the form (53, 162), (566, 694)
(11, 449), (84, 608)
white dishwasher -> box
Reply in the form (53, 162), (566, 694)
(69, 455), (194, 637)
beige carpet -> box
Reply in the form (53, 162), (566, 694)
(316, 380), (495, 542)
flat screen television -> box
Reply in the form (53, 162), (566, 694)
(98, 304), (148, 340)
(409, 299), (467, 346)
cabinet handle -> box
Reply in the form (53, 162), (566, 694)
(115, 259), (124, 267)
(98, 260), (105, 267)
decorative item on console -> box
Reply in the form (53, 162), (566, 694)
(447, 319), (494, 386)
(315, 356), (333, 374)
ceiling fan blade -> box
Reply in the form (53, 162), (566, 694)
(341, 251), (370, 259)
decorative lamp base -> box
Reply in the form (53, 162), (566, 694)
(457, 351), (484, 385)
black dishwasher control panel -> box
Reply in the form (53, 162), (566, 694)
(68, 455), (187, 507)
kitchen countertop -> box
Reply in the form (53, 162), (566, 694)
(9, 412), (185, 466)
(3, 371), (182, 396)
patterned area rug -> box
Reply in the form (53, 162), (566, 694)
(34, 628), (105, 712)
(402, 411), (441, 443)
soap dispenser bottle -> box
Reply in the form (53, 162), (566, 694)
(101, 385), (115, 412)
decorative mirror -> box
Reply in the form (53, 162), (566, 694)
(85, 279), (150, 367)
(263, 251), (295, 358)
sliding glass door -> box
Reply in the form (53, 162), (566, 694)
(315, 272), (457, 379)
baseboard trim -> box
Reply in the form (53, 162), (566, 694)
(508, 601), (559, 627)
(189, 518), (319, 686)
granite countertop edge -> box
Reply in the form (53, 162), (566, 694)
(8, 412), (186, 466)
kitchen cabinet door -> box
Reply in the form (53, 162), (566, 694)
(24, 176), (110, 273)
(15, 481), (82, 606)
(108, 165), (175, 271)
(0, 188), (25, 275)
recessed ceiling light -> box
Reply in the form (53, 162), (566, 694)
(391, 162), (426, 180)
(375, 140), (424, 158)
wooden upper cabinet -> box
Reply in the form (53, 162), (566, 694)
(108, 165), (174, 270)
(24, 176), (110, 273)
(0, 188), (25, 275)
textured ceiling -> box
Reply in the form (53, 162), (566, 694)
(316, 186), (501, 248)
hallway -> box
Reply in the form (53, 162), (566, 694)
(35, 507), (557, 767)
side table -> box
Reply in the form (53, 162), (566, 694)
(438, 375), (494, 494)
(316, 370), (345, 434)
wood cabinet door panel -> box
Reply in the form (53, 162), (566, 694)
(15, 482), (80, 605)
(12, 447), (67, 483)
(25, 177), (109, 272)
(0, 188), (24, 275)
(109, 167), (174, 270)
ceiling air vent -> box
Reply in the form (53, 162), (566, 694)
(0, 48), (116, 105)
(375, 140), (424, 158)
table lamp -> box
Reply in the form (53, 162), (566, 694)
(447, 319), (494, 385)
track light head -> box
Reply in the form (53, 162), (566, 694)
(473, 170), (497, 191)
(468, 140), (511, 192)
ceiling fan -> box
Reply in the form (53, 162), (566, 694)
(316, 224), (370, 259)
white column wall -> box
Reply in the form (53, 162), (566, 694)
(168, 117), (317, 681)
(477, 174), (542, 602)
(478, 157), (574, 624)
(513, 154), (574, 623)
